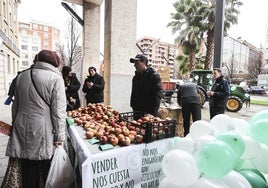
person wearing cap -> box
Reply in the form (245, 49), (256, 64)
(177, 82), (202, 136)
(62, 66), (81, 111)
(207, 68), (230, 119)
(130, 54), (163, 116)
(82, 66), (105, 104)
(3, 49), (67, 187)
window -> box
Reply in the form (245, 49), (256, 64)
(43, 26), (48, 31)
(43, 33), (49, 39)
(13, 58), (16, 74)
(32, 24), (38, 30)
(43, 41), (49, 46)
(22, 61), (29, 66)
(21, 45), (28, 50)
(32, 46), (38, 51)
(7, 55), (11, 74)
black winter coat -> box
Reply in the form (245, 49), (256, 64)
(82, 73), (105, 104)
(130, 67), (163, 116)
(209, 75), (230, 108)
(64, 73), (81, 110)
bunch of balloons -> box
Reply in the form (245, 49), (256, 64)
(160, 110), (268, 188)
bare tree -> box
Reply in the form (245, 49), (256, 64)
(247, 52), (264, 83)
(55, 42), (67, 66)
(66, 16), (82, 67)
(56, 4), (82, 68)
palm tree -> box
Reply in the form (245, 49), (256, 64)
(168, 0), (243, 71)
(167, 0), (205, 71)
(198, 0), (243, 69)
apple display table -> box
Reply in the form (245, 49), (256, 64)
(67, 122), (177, 188)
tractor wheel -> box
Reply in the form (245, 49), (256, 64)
(226, 96), (243, 112)
(198, 90), (206, 106)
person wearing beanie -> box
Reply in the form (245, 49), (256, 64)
(62, 65), (81, 111)
(3, 49), (67, 187)
(82, 66), (105, 104)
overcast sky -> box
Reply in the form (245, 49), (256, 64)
(18, 0), (268, 47)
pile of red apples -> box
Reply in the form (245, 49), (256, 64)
(68, 103), (170, 147)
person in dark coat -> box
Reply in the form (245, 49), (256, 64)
(130, 54), (163, 117)
(177, 82), (202, 136)
(62, 66), (81, 111)
(82, 66), (105, 104)
(207, 68), (230, 119)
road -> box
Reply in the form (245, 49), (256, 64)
(201, 95), (268, 122)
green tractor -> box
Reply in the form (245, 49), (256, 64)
(190, 69), (250, 112)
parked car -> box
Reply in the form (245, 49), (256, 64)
(249, 86), (266, 95)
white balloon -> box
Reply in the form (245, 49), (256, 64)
(176, 137), (194, 154)
(231, 118), (249, 136)
(221, 170), (252, 188)
(191, 176), (228, 188)
(159, 177), (183, 188)
(250, 144), (268, 173)
(190, 120), (213, 141)
(162, 150), (200, 187)
(241, 136), (261, 160)
(210, 114), (233, 136)
(192, 135), (217, 159)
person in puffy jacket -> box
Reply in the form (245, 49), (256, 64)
(130, 54), (163, 116)
(82, 66), (105, 104)
(3, 50), (67, 188)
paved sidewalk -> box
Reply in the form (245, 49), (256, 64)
(0, 95), (12, 185)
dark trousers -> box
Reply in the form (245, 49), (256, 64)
(209, 105), (225, 119)
(182, 103), (201, 136)
(21, 159), (51, 188)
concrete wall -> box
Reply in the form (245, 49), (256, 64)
(103, 0), (137, 112)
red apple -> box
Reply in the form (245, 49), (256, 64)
(122, 128), (130, 136)
(95, 131), (104, 139)
(128, 134), (135, 143)
(114, 127), (122, 135)
(117, 134), (124, 142)
(85, 131), (95, 139)
(109, 136), (119, 146)
(135, 134), (144, 143)
(99, 135), (108, 144)
(121, 136), (131, 146)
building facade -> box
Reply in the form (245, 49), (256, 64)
(222, 36), (263, 84)
(19, 21), (61, 70)
(136, 36), (178, 79)
(0, 0), (20, 97)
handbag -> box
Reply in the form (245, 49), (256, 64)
(45, 146), (75, 188)
(1, 157), (23, 188)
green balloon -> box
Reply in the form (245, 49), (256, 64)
(197, 140), (236, 178)
(249, 119), (268, 144)
(234, 158), (244, 171)
(239, 170), (266, 188)
(250, 110), (268, 124)
(217, 132), (245, 159)
(239, 168), (266, 183)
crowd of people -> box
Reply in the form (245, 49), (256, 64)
(2, 50), (230, 187)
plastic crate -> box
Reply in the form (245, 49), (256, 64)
(119, 111), (176, 143)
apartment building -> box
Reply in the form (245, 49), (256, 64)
(136, 36), (178, 79)
(19, 21), (61, 70)
(0, 0), (20, 96)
